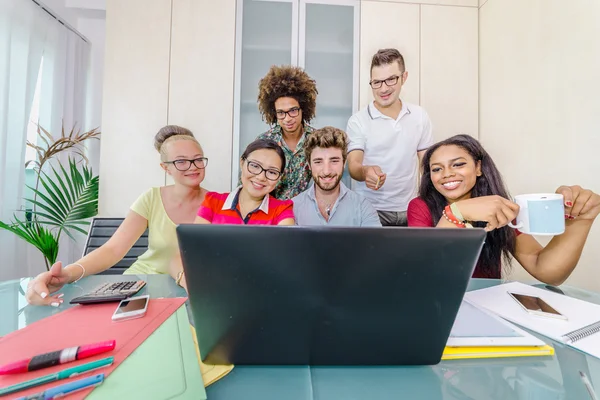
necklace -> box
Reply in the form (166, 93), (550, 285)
(316, 190), (340, 219)
(317, 199), (334, 218)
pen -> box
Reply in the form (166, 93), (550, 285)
(15, 373), (105, 400)
(580, 371), (599, 400)
(0, 357), (113, 396)
(375, 176), (380, 189)
(0, 340), (116, 375)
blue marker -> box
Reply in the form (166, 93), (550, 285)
(16, 373), (104, 400)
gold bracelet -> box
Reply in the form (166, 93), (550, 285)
(175, 270), (184, 287)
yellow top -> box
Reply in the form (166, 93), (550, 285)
(124, 187), (177, 275)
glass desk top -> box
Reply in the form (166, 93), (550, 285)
(1, 275), (598, 400)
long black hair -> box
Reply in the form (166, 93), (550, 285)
(419, 134), (516, 277)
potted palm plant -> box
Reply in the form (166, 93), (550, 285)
(0, 124), (100, 270)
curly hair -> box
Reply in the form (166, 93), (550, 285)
(257, 65), (318, 125)
(305, 126), (349, 164)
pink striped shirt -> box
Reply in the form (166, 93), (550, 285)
(198, 187), (294, 225)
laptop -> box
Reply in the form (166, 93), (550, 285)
(176, 225), (486, 366)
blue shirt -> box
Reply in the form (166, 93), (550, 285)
(292, 182), (382, 227)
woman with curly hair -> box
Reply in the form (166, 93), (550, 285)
(256, 65), (318, 200)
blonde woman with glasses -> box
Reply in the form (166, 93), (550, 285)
(26, 125), (209, 306)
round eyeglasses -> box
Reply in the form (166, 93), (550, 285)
(276, 107), (300, 120)
(246, 160), (281, 181)
(164, 157), (208, 171)
(369, 75), (401, 89)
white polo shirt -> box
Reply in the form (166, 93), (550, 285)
(346, 100), (433, 212)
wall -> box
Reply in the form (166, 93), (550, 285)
(360, 1), (478, 142)
(479, 0), (600, 291)
(78, 17), (105, 175)
(100, 0), (476, 213)
(100, 0), (171, 216)
(168, 0), (236, 191)
(99, 0), (599, 292)
(100, 0), (235, 215)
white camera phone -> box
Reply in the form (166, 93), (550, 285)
(508, 292), (568, 321)
(111, 295), (150, 322)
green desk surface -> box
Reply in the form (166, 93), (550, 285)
(2, 275), (600, 399)
(88, 305), (206, 400)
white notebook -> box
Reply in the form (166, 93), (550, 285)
(447, 300), (547, 347)
(465, 282), (600, 359)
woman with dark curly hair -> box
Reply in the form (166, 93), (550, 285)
(256, 65), (318, 200)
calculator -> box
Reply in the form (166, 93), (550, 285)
(70, 280), (147, 305)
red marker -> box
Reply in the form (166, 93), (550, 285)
(0, 340), (116, 375)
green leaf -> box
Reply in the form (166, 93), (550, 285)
(29, 158), (99, 238)
(25, 194), (66, 222)
(0, 218), (59, 264)
(40, 170), (70, 212)
(58, 162), (76, 203)
(37, 173), (68, 216)
(50, 164), (73, 207)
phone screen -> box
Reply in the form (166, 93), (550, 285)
(116, 297), (148, 314)
(510, 293), (562, 316)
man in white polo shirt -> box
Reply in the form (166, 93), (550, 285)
(346, 48), (434, 226)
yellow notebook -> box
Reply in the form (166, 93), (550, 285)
(442, 344), (555, 360)
(444, 300), (555, 360)
(190, 325), (234, 386)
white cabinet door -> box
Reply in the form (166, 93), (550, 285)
(359, 1), (420, 108)
(420, 5), (478, 142)
(300, 0), (359, 186)
(233, 0), (295, 188)
(232, 0), (359, 188)
(300, 1), (358, 129)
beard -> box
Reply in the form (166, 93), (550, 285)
(314, 174), (342, 191)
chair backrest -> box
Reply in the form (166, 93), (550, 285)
(82, 217), (149, 275)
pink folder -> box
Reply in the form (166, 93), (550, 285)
(0, 297), (187, 399)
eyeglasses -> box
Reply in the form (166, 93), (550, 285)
(246, 160), (281, 181)
(369, 75), (402, 89)
(276, 107), (301, 120)
(163, 157), (208, 171)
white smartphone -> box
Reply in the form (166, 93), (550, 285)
(508, 292), (568, 321)
(111, 295), (150, 322)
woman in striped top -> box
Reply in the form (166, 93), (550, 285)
(170, 139), (295, 291)
(196, 139), (295, 226)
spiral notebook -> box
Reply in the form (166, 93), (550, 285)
(465, 282), (600, 359)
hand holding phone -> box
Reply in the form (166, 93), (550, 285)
(508, 292), (568, 321)
(112, 295), (149, 322)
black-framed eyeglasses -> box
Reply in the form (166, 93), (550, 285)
(369, 75), (401, 89)
(164, 157), (208, 171)
(246, 160), (281, 181)
(276, 107), (301, 120)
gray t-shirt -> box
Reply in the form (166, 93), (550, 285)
(292, 182), (381, 227)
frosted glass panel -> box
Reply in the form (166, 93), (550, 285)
(304, 3), (354, 186)
(239, 0), (293, 156)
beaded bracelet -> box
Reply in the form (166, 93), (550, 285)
(443, 206), (466, 228)
(446, 204), (474, 228)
